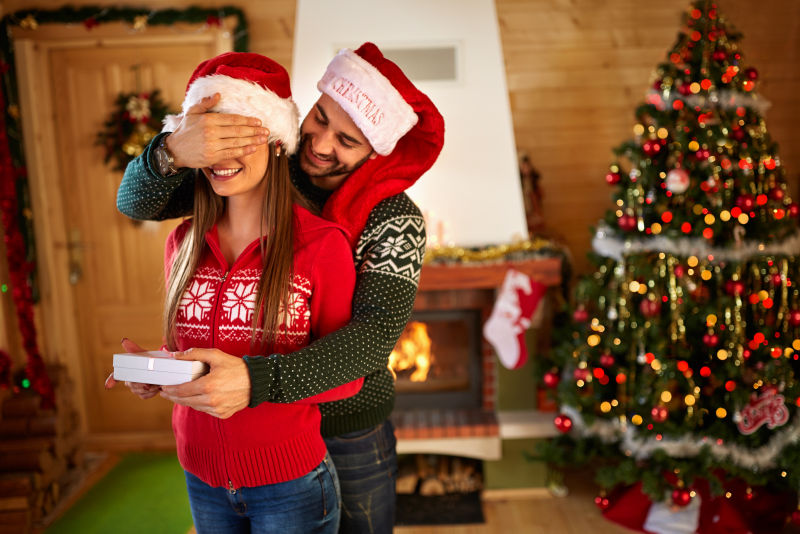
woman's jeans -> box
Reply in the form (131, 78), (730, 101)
(184, 453), (340, 534)
(324, 420), (398, 534)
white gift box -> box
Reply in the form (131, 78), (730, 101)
(113, 351), (209, 386)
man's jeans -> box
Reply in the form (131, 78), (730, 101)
(184, 454), (340, 534)
(324, 420), (398, 534)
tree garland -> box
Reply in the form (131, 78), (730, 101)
(0, 5), (249, 405)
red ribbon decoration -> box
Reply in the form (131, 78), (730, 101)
(0, 76), (54, 408)
(736, 387), (789, 435)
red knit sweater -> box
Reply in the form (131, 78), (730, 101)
(164, 205), (362, 488)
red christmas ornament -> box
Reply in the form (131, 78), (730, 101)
(639, 299), (661, 318)
(768, 188), (785, 202)
(791, 509), (800, 525)
(735, 194), (755, 211)
(712, 50), (726, 62)
(572, 307), (589, 323)
(789, 310), (800, 327)
(618, 214), (636, 232)
(771, 273), (783, 286)
(744, 67), (759, 81)
(674, 264), (685, 278)
(651, 405), (669, 423)
(543, 370), (560, 389)
(789, 203), (800, 218)
(702, 332), (720, 347)
(594, 495), (610, 510)
(678, 82), (692, 95)
(724, 280), (746, 296)
(573, 368), (590, 382)
(642, 140), (661, 157)
(732, 128), (746, 141)
(554, 414), (573, 433)
(599, 353), (615, 368)
(605, 171), (621, 185)
(83, 16), (99, 30)
(671, 488), (692, 507)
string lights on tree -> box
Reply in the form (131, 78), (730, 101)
(537, 2), (800, 531)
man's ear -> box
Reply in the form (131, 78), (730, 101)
(369, 151), (378, 160)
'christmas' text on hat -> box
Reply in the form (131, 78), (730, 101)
(317, 48), (418, 156)
(163, 52), (300, 154)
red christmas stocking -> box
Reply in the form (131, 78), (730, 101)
(483, 268), (547, 369)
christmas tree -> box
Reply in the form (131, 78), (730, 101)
(539, 1), (800, 531)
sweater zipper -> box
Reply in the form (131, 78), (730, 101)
(203, 228), (262, 491)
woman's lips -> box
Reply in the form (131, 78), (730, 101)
(208, 168), (242, 180)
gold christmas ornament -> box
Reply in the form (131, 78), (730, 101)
(20, 15), (39, 30)
(132, 15), (148, 31)
(121, 123), (157, 157)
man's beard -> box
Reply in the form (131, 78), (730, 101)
(298, 134), (373, 179)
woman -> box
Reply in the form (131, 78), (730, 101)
(122, 52), (361, 533)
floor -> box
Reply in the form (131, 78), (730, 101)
(182, 477), (636, 534)
(392, 482), (635, 534)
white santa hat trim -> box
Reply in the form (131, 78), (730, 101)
(162, 74), (300, 155)
(317, 48), (418, 156)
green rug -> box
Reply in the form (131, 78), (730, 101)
(46, 452), (193, 534)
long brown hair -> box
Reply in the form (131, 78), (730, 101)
(163, 142), (296, 352)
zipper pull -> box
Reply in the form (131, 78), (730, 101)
(228, 480), (236, 495)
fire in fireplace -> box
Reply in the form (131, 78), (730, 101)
(390, 310), (482, 410)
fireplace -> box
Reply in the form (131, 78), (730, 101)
(391, 310), (483, 410)
(389, 258), (562, 460)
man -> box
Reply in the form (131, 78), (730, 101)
(112, 43), (444, 533)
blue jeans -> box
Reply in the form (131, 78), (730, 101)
(324, 420), (398, 534)
(184, 454), (340, 534)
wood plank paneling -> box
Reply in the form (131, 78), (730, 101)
(497, 0), (800, 273)
(5, 0), (799, 278)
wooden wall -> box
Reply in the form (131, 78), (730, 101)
(498, 0), (800, 273)
(3, 0), (799, 276)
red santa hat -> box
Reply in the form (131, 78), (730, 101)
(319, 43), (445, 248)
(163, 52), (300, 154)
(317, 46), (419, 156)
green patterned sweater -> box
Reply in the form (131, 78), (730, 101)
(116, 133), (425, 436)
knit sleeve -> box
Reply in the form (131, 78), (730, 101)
(116, 132), (195, 221)
(245, 198), (425, 405)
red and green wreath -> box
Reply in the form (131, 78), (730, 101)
(96, 90), (173, 171)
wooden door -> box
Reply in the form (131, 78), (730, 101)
(14, 25), (231, 443)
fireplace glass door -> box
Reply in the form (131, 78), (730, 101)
(390, 310), (482, 409)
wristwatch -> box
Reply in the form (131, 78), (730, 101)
(154, 134), (181, 177)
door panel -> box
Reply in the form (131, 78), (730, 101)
(48, 44), (215, 433)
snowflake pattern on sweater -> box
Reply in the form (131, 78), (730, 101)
(177, 265), (312, 346)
